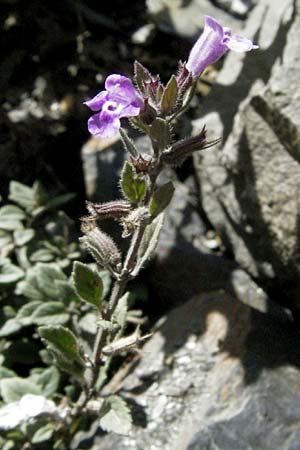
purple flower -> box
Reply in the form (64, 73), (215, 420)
(84, 74), (143, 138)
(186, 16), (259, 77)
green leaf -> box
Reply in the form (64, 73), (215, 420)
(0, 205), (25, 231)
(0, 230), (13, 248)
(38, 325), (84, 376)
(0, 319), (22, 338)
(31, 302), (69, 326)
(36, 263), (67, 299)
(32, 181), (49, 206)
(161, 75), (178, 115)
(0, 367), (16, 379)
(44, 193), (76, 211)
(150, 118), (172, 153)
(1, 378), (41, 403)
(135, 212), (164, 274)
(16, 272), (45, 301)
(55, 279), (75, 305)
(16, 301), (42, 326)
(73, 262), (103, 309)
(16, 264), (66, 301)
(0, 263), (24, 285)
(98, 270), (111, 299)
(30, 366), (60, 398)
(121, 161), (147, 204)
(119, 128), (138, 157)
(134, 60), (151, 95)
(78, 313), (97, 335)
(8, 181), (35, 211)
(99, 395), (132, 435)
(149, 181), (174, 217)
(31, 423), (55, 444)
(30, 248), (54, 263)
(13, 228), (35, 246)
(113, 292), (128, 332)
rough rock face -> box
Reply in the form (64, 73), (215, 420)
(88, 289), (300, 450)
(146, 0), (243, 39)
(193, 0), (300, 309)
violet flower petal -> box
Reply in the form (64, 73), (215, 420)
(225, 34), (259, 52)
(186, 15), (258, 77)
(85, 74), (143, 138)
(105, 74), (143, 107)
(118, 103), (141, 118)
(84, 91), (108, 112)
(186, 16), (227, 77)
(87, 112), (121, 138)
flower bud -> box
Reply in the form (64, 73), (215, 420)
(80, 224), (121, 271)
(161, 126), (220, 167)
(121, 207), (150, 237)
(130, 154), (152, 174)
(85, 200), (132, 221)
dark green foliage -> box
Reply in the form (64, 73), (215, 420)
(73, 261), (103, 309)
(149, 181), (175, 217)
(120, 161), (147, 205)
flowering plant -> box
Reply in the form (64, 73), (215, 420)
(0, 15), (257, 449)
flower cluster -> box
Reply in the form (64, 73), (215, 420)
(84, 15), (258, 138)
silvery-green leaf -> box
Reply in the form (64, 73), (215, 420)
(30, 248), (54, 263)
(38, 325), (85, 376)
(31, 423), (55, 444)
(36, 263), (67, 299)
(135, 213), (164, 275)
(0, 230), (12, 248)
(99, 395), (132, 435)
(0, 367), (16, 379)
(0, 319), (22, 338)
(113, 292), (128, 332)
(31, 302), (69, 326)
(0, 205), (25, 231)
(29, 366), (60, 398)
(13, 228), (35, 246)
(78, 313), (97, 335)
(16, 301), (42, 326)
(1, 378), (41, 403)
(0, 263), (24, 285)
(8, 181), (35, 211)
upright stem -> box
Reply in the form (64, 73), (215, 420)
(72, 155), (162, 419)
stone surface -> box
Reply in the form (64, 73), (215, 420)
(193, 0), (300, 309)
(87, 288), (300, 450)
(146, 0), (243, 40)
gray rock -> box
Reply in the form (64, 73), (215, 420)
(194, 0), (300, 308)
(146, 0), (242, 40)
(90, 288), (300, 450)
(214, 0), (255, 17)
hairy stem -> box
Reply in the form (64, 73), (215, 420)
(72, 161), (162, 419)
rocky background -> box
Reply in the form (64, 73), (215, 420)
(2, 0), (300, 449)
